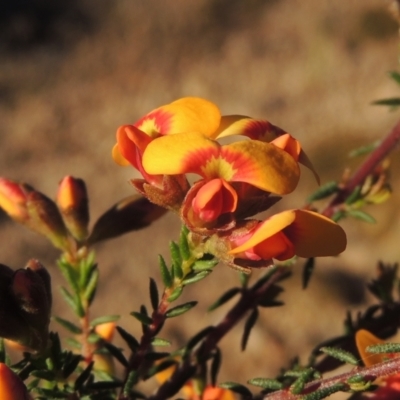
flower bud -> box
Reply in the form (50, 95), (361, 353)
(26, 191), (69, 250)
(0, 178), (33, 223)
(0, 363), (29, 400)
(56, 176), (89, 241)
(0, 260), (51, 352)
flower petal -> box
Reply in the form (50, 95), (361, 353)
(214, 115), (285, 141)
(355, 329), (385, 367)
(135, 97), (221, 137)
(143, 132), (300, 195)
(283, 210), (346, 257)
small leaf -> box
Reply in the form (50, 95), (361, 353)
(170, 240), (182, 264)
(167, 286), (183, 302)
(151, 337), (171, 347)
(74, 361), (94, 391)
(248, 377), (283, 390)
(290, 369), (314, 394)
(347, 209), (376, 224)
(302, 258), (315, 289)
(239, 272), (250, 287)
(186, 326), (214, 350)
(241, 308), (259, 351)
(332, 210), (346, 222)
(117, 326), (139, 352)
(210, 348), (221, 386)
(103, 342), (129, 367)
(301, 383), (346, 400)
(372, 98), (400, 107)
(349, 141), (380, 158)
(192, 259), (219, 271)
(31, 369), (56, 381)
(366, 343), (400, 354)
(60, 287), (84, 317)
(83, 267), (99, 306)
(53, 316), (82, 334)
(0, 339), (5, 364)
(208, 287), (241, 312)
(130, 311), (153, 326)
(307, 181), (338, 202)
(165, 301), (197, 318)
(144, 351), (170, 361)
(144, 359), (178, 379)
(320, 346), (359, 366)
(123, 370), (139, 396)
(345, 186), (362, 205)
(62, 354), (82, 379)
(179, 227), (191, 260)
(90, 315), (119, 327)
(389, 70), (400, 85)
(87, 380), (123, 390)
(219, 382), (252, 396)
(149, 278), (159, 311)
(158, 255), (172, 288)
(182, 270), (212, 285)
(58, 259), (80, 294)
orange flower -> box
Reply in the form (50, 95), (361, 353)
(0, 363), (29, 400)
(355, 329), (400, 399)
(228, 210), (346, 262)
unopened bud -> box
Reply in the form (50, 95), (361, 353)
(56, 176), (89, 241)
(26, 191), (69, 250)
(0, 363), (29, 400)
(95, 322), (116, 342)
(0, 178), (33, 222)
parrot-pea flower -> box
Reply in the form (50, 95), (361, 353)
(355, 329), (400, 399)
(221, 210), (346, 268)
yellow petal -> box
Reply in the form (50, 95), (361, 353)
(284, 210), (347, 257)
(355, 329), (385, 367)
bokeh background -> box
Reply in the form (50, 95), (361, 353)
(1, 0), (400, 394)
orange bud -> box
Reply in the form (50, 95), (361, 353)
(95, 322), (116, 343)
(0, 178), (33, 222)
(0, 363), (29, 400)
(56, 176), (89, 241)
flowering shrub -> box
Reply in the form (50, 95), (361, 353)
(0, 93), (399, 400)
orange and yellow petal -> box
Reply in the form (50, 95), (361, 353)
(192, 179), (238, 222)
(355, 329), (386, 367)
(230, 210), (346, 259)
(214, 115), (285, 141)
(135, 97), (221, 137)
(143, 132), (300, 195)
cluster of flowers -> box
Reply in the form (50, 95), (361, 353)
(113, 97), (346, 270)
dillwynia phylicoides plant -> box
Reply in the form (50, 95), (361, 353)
(0, 93), (399, 400)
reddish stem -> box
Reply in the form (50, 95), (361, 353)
(322, 118), (400, 218)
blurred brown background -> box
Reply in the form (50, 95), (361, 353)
(1, 0), (400, 394)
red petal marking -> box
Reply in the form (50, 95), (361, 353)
(192, 179), (237, 222)
(253, 231), (295, 261)
(134, 108), (173, 136)
(116, 125), (141, 169)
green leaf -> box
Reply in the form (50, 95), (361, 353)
(130, 311), (153, 326)
(366, 343), (400, 354)
(219, 382), (252, 396)
(320, 346), (359, 366)
(144, 351), (170, 361)
(248, 377), (283, 390)
(103, 342), (129, 367)
(165, 301), (197, 318)
(170, 241), (182, 277)
(60, 287), (84, 317)
(116, 326), (139, 352)
(389, 70), (400, 85)
(302, 258), (315, 289)
(241, 308), (259, 351)
(347, 209), (376, 224)
(53, 316), (82, 334)
(83, 267), (99, 305)
(31, 369), (56, 381)
(332, 210), (346, 222)
(144, 359), (178, 379)
(0, 338), (5, 364)
(289, 369), (314, 394)
(307, 181), (338, 203)
(210, 348), (221, 386)
(179, 226), (191, 260)
(149, 278), (159, 311)
(301, 383), (345, 400)
(158, 255), (172, 288)
(62, 354), (82, 379)
(192, 259), (219, 271)
(182, 270), (212, 285)
(239, 271), (250, 287)
(167, 286), (183, 302)
(123, 370), (139, 396)
(345, 186), (362, 205)
(151, 337), (171, 347)
(372, 97), (400, 106)
(90, 315), (120, 327)
(208, 287), (240, 312)
(349, 141), (380, 158)
(58, 259), (80, 294)
(74, 361), (94, 391)
(186, 326), (214, 351)
(87, 380), (123, 390)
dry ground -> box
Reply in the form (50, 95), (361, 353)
(1, 0), (400, 396)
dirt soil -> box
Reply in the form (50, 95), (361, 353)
(1, 0), (400, 395)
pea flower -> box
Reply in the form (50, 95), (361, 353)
(355, 329), (400, 400)
(208, 210), (346, 269)
(142, 131), (300, 232)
